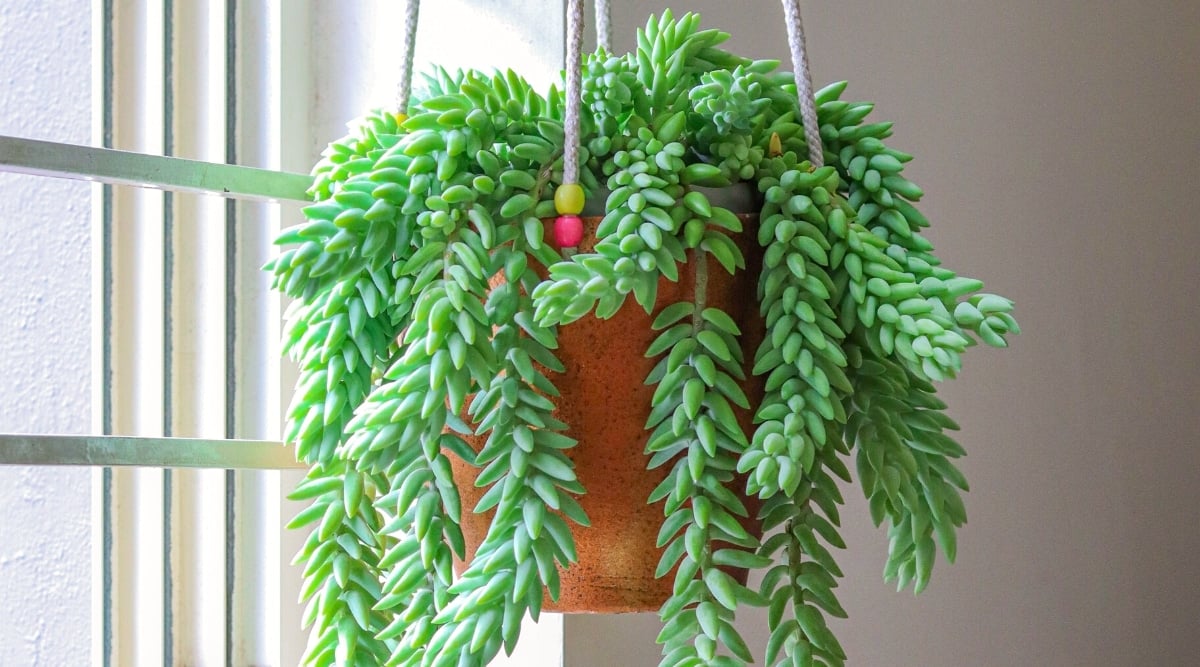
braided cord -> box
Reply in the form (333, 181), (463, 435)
(781, 0), (823, 166)
(595, 0), (612, 52)
(395, 0), (421, 114)
(563, 0), (585, 185)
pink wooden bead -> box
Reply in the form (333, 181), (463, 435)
(554, 215), (584, 248)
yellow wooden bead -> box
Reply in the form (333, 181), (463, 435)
(394, 112), (409, 126)
(554, 183), (585, 215)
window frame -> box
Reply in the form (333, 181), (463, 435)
(0, 2), (575, 665)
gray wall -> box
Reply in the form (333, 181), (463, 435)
(304, 0), (1200, 664)
(570, 1), (1200, 665)
(0, 0), (92, 665)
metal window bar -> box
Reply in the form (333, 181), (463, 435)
(0, 135), (310, 203)
(0, 434), (303, 469)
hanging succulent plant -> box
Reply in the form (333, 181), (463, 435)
(269, 11), (1017, 667)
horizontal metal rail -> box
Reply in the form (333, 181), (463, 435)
(0, 134), (311, 203)
(0, 434), (304, 469)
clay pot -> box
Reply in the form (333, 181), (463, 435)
(451, 187), (764, 613)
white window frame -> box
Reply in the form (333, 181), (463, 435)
(0, 1), (579, 665)
(88, 0), (311, 664)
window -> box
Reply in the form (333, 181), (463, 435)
(91, 0), (306, 663)
(0, 0), (318, 663)
(0, 1), (574, 665)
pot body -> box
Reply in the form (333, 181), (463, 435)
(452, 203), (764, 613)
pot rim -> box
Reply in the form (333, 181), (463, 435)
(580, 181), (760, 216)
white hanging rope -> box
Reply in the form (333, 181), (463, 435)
(595, 0), (612, 53)
(780, 0), (823, 167)
(395, 0), (421, 114)
(563, 0), (585, 187)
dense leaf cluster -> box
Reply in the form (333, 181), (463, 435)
(270, 10), (1016, 667)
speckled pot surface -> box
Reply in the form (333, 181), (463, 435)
(452, 201), (764, 613)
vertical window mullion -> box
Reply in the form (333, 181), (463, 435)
(166, 0), (234, 662)
(224, 0), (239, 660)
(230, 0), (296, 664)
(93, 0), (117, 661)
(106, 0), (170, 662)
(161, 0), (175, 661)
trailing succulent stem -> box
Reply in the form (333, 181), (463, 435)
(645, 258), (765, 666)
(271, 10), (1017, 667)
(272, 109), (407, 666)
(740, 158), (854, 667)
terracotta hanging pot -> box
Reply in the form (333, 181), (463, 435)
(450, 185), (765, 613)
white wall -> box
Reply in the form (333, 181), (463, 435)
(0, 1), (92, 665)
